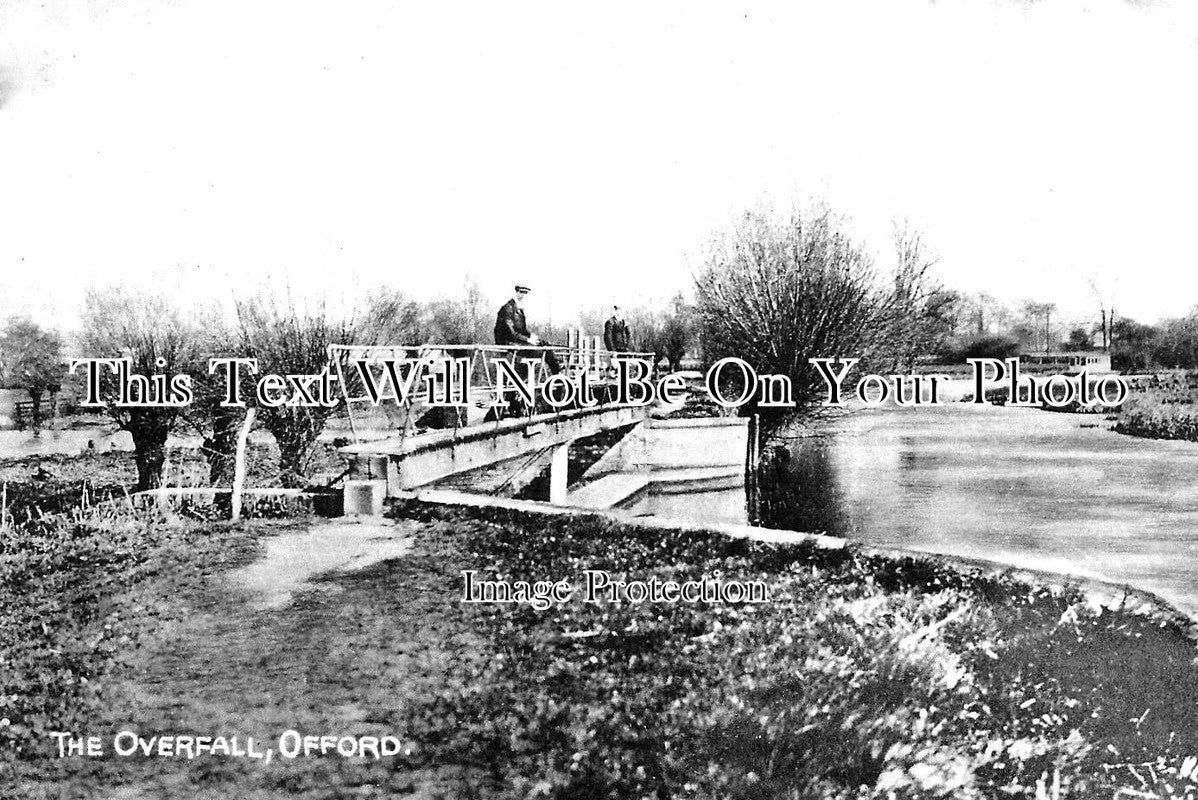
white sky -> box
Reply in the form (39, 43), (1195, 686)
(1, 0), (1197, 331)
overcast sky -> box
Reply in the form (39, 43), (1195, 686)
(1, 0), (1196, 332)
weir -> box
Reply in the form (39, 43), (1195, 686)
(330, 339), (660, 507)
(339, 403), (649, 502)
(328, 342), (750, 513)
(566, 416), (749, 510)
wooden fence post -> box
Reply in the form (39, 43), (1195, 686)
(745, 413), (761, 527)
(230, 408), (257, 522)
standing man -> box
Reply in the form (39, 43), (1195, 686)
(603, 304), (631, 352)
(494, 283), (562, 373)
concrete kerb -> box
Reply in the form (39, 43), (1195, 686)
(398, 488), (1198, 643)
(406, 488), (843, 547)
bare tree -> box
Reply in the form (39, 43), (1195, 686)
(79, 287), (205, 490)
(972, 293), (991, 335)
(624, 306), (664, 363)
(1020, 301), (1058, 352)
(235, 293), (362, 487)
(577, 305), (611, 343)
(358, 288), (426, 345)
(188, 316), (248, 488)
(886, 222), (958, 372)
(697, 203), (900, 531)
(695, 203), (885, 433)
(660, 292), (694, 372)
(965, 292), (1010, 336)
(1088, 277), (1118, 352)
(425, 277), (489, 344)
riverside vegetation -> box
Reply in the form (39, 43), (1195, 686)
(981, 369), (1198, 438)
(1113, 373), (1198, 442)
(5, 488), (1198, 799)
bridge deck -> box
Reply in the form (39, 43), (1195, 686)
(339, 403), (650, 494)
(339, 404), (647, 457)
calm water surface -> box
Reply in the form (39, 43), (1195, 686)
(637, 404), (1198, 616)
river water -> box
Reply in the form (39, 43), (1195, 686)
(635, 404), (1198, 617)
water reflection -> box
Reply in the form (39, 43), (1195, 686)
(778, 404), (1198, 616)
(759, 440), (849, 536)
(634, 403), (1198, 617)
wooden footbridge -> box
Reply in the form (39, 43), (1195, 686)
(329, 336), (661, 505)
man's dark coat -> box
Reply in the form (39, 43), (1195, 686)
(494, 299), (533, 346)
(604, 316), (631, 351)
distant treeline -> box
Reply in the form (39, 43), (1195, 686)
(933, 313), (1198, 374)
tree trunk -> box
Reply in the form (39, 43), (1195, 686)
(205, 406), (243, 486)
(745, 414), (761, 526)
(277, 435), (309, 488)
(28, 390), (42, 432)
(130, 422), (169, 491)
(262, 410), (329, 488)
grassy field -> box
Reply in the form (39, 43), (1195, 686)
(5, 495), (1198, 799)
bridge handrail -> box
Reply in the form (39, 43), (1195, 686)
(327, 342), (658, 442)
(327, 342), (655, 357)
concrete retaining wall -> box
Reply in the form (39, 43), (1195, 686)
(584, 416), (748, 476)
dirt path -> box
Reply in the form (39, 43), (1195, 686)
(14, 515), (491, 799)
(229, 518), (417, 610)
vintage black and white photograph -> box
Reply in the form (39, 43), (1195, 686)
(3, 1), (1198, 798)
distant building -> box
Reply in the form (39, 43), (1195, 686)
(1021, 351), (1112, 373)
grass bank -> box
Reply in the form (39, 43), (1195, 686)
(974, 384), (1119, 414)
(6, 502), (1198, 799)
(0, 441), (346, 525)
(1112, 374), (1198, 443)
(930, 368), (1198, 443)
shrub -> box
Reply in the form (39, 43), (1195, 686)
(940, 334), (1020, 363)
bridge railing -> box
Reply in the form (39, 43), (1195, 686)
(328, 340), (656, 442)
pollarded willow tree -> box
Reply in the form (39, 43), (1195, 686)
(189, 315), (249, 489)
(695, 204), (887, 434)
(235, 293), (357, 488)
(79, 287), (208, 490)
(234, 288), (415, 487)
(696, 204), (954, 530)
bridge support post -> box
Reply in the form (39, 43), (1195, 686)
(549, 442), (570, 504)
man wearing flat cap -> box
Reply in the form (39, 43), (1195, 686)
(494, 283), (562, 374)
(603, 304), (631, 353)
